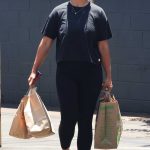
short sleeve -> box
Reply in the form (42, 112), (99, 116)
(41, 8), (59, 40)
(95, 8), (112, 41)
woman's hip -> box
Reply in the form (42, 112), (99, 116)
(56, 61), (103, 79)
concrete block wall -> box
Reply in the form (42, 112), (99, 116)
(1, 0), (150, 113)
(1, 0), (63, 108)
(97, 0), (150, 113)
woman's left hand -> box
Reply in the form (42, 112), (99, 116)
(102, 78), (113, 91)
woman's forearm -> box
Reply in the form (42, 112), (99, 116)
(101, 48), (112, 79)
(31, 37), (53, 73)
(98, 40), (112, 80)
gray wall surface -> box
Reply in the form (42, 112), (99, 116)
(1, 0), (150, 113)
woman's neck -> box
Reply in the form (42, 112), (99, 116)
(69, 0), (90, 7)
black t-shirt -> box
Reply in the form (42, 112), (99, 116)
(41, 1), (112, 64)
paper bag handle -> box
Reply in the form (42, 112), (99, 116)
(99, 89), (115, 102)
(25, 86), (37, 96)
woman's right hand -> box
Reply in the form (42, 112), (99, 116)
(28, 72), (38, 88)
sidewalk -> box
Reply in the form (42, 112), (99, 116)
(1, 107), (150, 150)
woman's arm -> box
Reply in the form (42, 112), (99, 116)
(98, 40), (113, 91)
(28, 36), (54, 87)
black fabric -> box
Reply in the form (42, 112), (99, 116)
(56, 61), (103, 150)
(41, 1), (112, 64)
(71, 5), (83, 13)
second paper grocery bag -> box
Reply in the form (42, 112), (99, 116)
(94, 91), (123, 149)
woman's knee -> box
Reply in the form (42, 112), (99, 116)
(60, 116), (78, 128)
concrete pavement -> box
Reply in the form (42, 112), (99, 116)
(1, 107), (150, 150)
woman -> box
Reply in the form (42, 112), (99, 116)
(28, 0), (113, 149)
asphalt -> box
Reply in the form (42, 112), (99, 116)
(1, 107), (150, 150)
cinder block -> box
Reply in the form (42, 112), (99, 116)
(9, 28), (29, 43)
(9, 0), (29, 10)
(118, 65), (141, 82)
(129, 83), (150, 100)
(2, 43), (19, 60)
(119, 99), (150, 113)
(111, 47), (150, 66)
(19, 62), (32, 75)
(138, 58), (150, 65)
(2, 75), (19, 91)
(112, 81), (130, 99)
(121, 0), (150, 13)
(39, 75), (51, 93)
(18, 74), (32, 91)
(39, 93), (51, 106)
(129, 0), (143, 12)
(96, 0), (120, 12)
(0, 0), (29, 10)
(38, 71), (56, 95)
(39, 91), (59, 108)
(110, 30), (143, 48)
(108, 13), (130, 30)
(131, 14), (150, 30)
(19, 11), (44, 28)
(1, 57), (9, 73)
(49, 0), (67, 9)
(98, 0), (150, 13)
(19, 61), (51, 76)
(0, 11), (19, 27)
(137, 49), (150, 65)
(49, 91), (60, 107)
(39, 12), (51, 28)
(113, 56), (150, 66)
(0, 0), (8, 10)
(17, 43), (37, 62)
(143, 31), (150, 48)
(8, 60), (22, 75)
(1, 91), (19, 105)
(142, 0), (150, 12)
(110, 46), (142, 64)
(111, 64), (118, 81)
(29, 0), (50, 10)
(29, 27), (42, 43)
(0, 29), (9, 43)
(140, 65), (150, 83)
(49, 76), (57, 92)
(111, 56), (145, 66)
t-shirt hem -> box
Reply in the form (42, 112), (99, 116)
(97, 35), (112, 42)
(41, 32), (56, 40)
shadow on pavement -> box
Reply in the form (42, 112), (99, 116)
(142, 144), (150, 147)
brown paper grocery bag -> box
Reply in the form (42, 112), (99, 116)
(24, 87), (55, 138)
(9, 96), (32, 139)
(94, 94), (123, 149)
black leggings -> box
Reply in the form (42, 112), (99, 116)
(56, 61), (103, 150)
